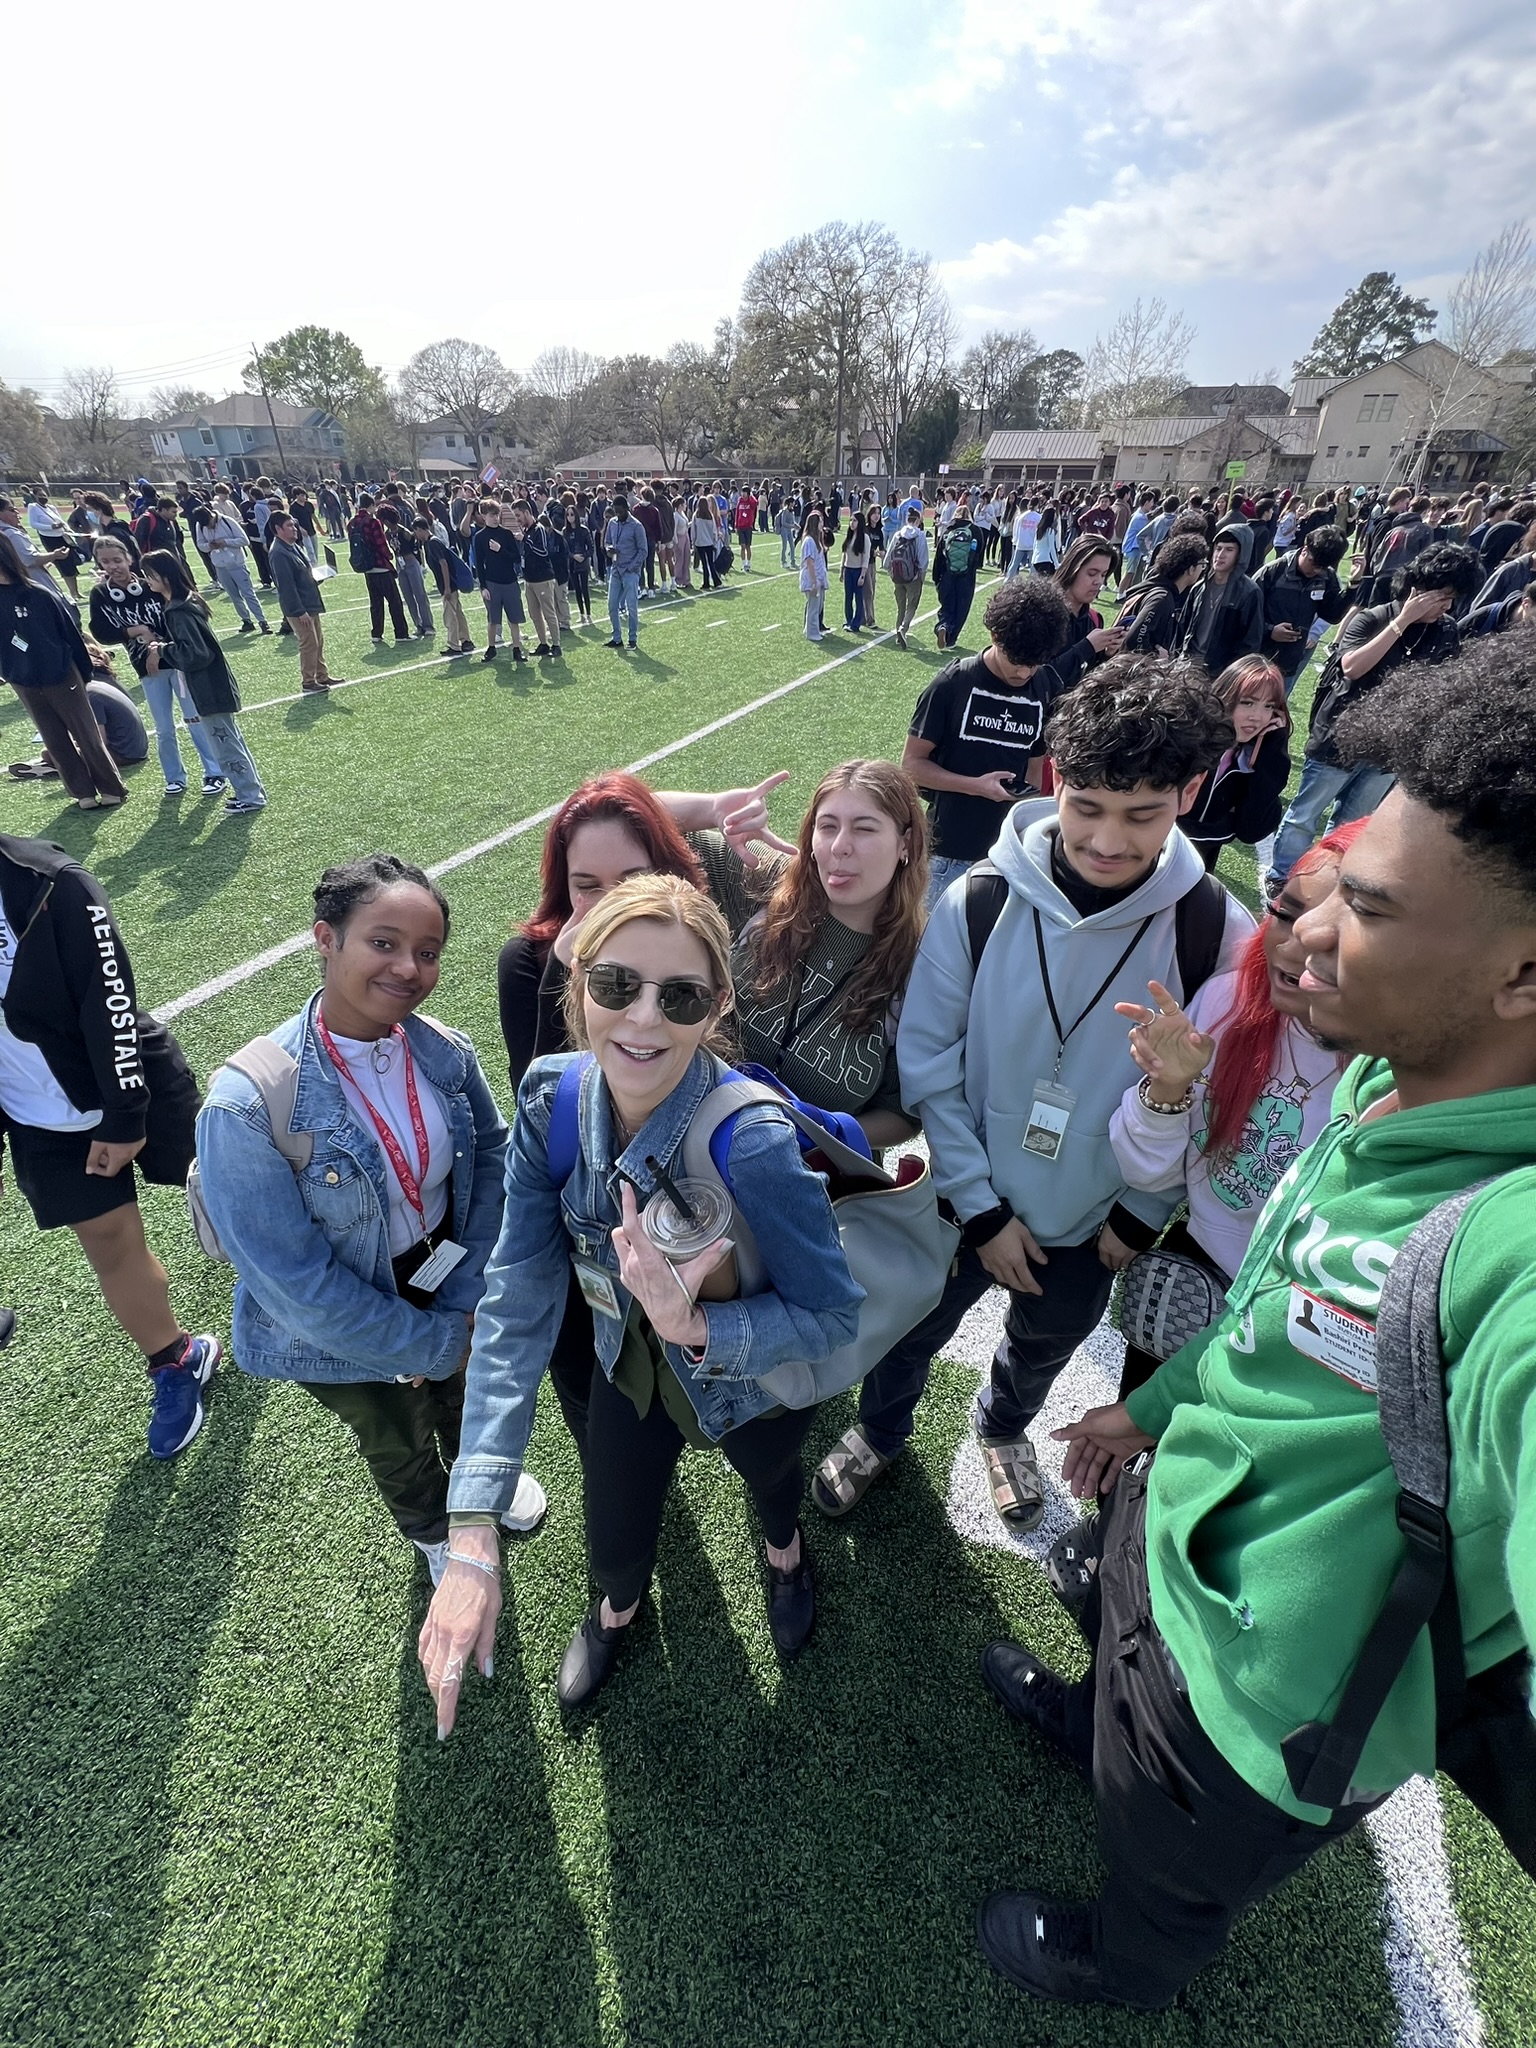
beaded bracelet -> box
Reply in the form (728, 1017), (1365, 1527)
(446, 1547), (501, 1578)
(1138, 1074), (1196, 1116)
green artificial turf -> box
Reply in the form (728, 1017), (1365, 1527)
(0, 557), (1531, 2048)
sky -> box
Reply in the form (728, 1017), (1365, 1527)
(6, 0), (1534, 414)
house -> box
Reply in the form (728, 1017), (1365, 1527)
(412, 418), (531, 478)
(1172, 382), (1291, 418)
(558, 443), (676, 485)
(980, 429), (1105, 489)
(1307, 342), (1522, 491)
(150, 395), (346, 480)
(1106, 417), (1211, 484)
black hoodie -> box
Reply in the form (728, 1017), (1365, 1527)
(1175, 521), (1263, 674)
(0, 836), (197, 1144)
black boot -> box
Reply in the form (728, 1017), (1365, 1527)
(765, 1526), (815, 1658)
(557, 1602), (631, 1707)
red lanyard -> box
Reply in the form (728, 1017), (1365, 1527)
(316, 1014), (430, 1227)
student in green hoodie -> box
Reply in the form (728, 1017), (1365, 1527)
(975, 633), (1536, 2012)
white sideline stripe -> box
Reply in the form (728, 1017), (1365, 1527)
(152, 582), (992, 1025)
(706, 620), (728, 630)
(937, 1286), (1485, 2048)
(762, 623), (781, 633)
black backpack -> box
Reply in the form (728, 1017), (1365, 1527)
(963, 860), (1228, 1002)
(1281, 1176), (1536, 1872)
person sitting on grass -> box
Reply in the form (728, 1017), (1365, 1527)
(420, 875), (865, 1723)
(194, 854), (543, 1587)
(0, 831), (216, 1458)
(981, 637), (1536, 2011)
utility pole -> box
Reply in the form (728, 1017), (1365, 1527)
(250, 340), (289, 480)
(831, 313), (845, 486)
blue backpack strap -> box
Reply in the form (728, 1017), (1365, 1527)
(545, 1054), (590, 1188)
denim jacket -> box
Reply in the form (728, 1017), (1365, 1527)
(194, 994), (509, 1385)
(448, 1049), (864, 1515)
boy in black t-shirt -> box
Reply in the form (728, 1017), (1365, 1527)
(903, 578), (1072, 904)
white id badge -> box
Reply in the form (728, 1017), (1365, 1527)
(10, 634), (28, 653)
(1023, 1079), (1077, 1161)
(1286, 1284), (1377, 1392)
(407, 1238), (468, 1294)
(572, 1255), (622, 1320)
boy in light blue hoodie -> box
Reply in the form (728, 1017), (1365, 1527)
(812, 658), (1254, 1527)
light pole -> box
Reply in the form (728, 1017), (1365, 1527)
(831, 313), (846, 487)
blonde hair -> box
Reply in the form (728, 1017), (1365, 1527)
(563, 873), (734, 1052)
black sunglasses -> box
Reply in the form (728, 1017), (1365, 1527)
(584, 961), (717, 1025)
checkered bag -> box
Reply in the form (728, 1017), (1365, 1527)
(1119, 1249), (1228, 1363)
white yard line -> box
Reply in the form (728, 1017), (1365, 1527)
(706, 619), (728, 630)
(762, 623), (782, 633)
(153, 584), (988, 1023)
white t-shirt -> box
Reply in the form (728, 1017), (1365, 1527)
(1108, 971), (1344, 1279)
(26, 504), (69, 538)
(329, 1031), (452, 1254)
(1014, 510), (1040, 551)
(0, 909), (101, 1131)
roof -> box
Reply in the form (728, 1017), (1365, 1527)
(560, 443), (671, 472)
(1246, 413), (1320, 455)
(1174, 383), (1290, 416)
(162, 393), (331, 431)
(1111, 417), (1212, 448)
(981, 429), (1103, 463)
(1427, 430), (1508, 454)
(1288, 377), (1336, 412)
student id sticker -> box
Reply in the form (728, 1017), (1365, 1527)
(1023, 1080), (1077, 1161)
(407, 1238), (468, 1294)
(573, 1255), (623, 1321)
(1286, 1285), (1377, 1393)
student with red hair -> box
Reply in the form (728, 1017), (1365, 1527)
(1108, 821), (1365, 1392)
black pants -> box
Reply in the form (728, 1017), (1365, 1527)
(585, 1358), (814, 1612)
(643, 542), (656, 590)
(569, 562), (591, 616)
(547, 1263), (597, 1449)
(1064, 1455), (1376, 2006)
(366, 570), (410, 639)
(695, 545), (720, 589)
(302, 1369), (465, 1544)
(251, 539), (272, 586)
(1118, 1219), (1229, 1398)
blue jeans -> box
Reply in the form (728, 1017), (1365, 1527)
(142, 669), (223, 787)
(196, 714), (265, 805)
(213, 556), (266, 625)
(843, 566), (866, 628)
(855, 1237), (1116, 1459)
(1267, 757), (1396, 890)
(925, 853), (973, 908)
(607, 570), (639, 644)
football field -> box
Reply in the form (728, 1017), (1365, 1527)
(0, 555), (1530, 2048)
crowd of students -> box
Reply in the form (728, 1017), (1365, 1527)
(2, 450), (1535, 2016)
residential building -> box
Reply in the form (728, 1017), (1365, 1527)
(980, 429), (1105, 490)
(149, 395), (347, 480)
(1172, 382), (1291, 418)
(1306, 342), (1526, 491)
(410, 418), (531, 479)
(558, 443), (677, 485)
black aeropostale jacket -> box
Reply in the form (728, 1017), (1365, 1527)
(0, 835), (183, 1144)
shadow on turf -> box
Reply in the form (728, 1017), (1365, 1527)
(348, 1365), (1399, 2048)
(69, 782), (262, 918)
(0, 1373), (266, 2046)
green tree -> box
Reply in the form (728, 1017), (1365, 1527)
(244, 326), (385, 419)
(1293, 271), (1437, 379)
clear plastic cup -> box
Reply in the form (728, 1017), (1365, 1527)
(641, 1177), (733, 1262)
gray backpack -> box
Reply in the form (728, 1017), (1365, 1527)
(185, 1037), (312, 1262)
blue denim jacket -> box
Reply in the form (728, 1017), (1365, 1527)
(194, 993), (509, 1385)
(448, 1049), (865, 1515)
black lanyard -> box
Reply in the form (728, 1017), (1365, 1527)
(1033, 908), (1153, 1082)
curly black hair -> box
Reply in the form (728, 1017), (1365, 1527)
(314, 853), (451, 940)
(1149, 533), (1209, 584)
(1395, 540), (1485, 602)
(1332, 634), (1536, 903)
(1046, 655), (1234, 791)
(1300, 525), (1349, 569)
(981, 575), (1071, 667)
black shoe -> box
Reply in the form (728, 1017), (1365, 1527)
(765, 1527), (815, 1657)
(482, 647), (498, 662)
(0, 1306), (14, 1349)
(395, 635), (411, 644)
(259, 621), (272, 634)
(511, 647), (527, 662)
(532, 642), (551, 657)
(277, 621), (294, 636)
(979, 1642), (1092, 1775)
(557, 1603), (631, 1707)
(976, 1892), (1162, 2010)
(605, 638), (623, 649)
(239, 620), (256, 633)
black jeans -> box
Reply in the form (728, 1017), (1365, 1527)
(585, 1358), (814, 1612)
(569, 562), (591, 615)
(857, 1236), (1116, 1460)
(1057, 1457), (1374, 2004)
(366, 569), (410, 639)
(302, 1369), (465, 1544)
(644, 541), (656, 590)
(695, 545), (720, 589)
(547, 1263), (597, 1450)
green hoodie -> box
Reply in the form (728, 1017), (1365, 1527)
(1126, 1057), (1536, 1822)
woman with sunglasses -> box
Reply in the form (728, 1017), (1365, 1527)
(420, 875), (864, 1722)
(194, 853), (544, 1586)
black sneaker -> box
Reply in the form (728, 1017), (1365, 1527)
(482, 647), (498, 663)
(976, 1892), (1162, 2010)
(239, 620), (257, 633)
(557, 1602), (631, 1708)
(605, 638), (624, 649)
(511, 647), (527, 662)
(765, 1527), (815, 1658)
(277, 621), (294, 636)
(258, 621), (272, 634)
(979, 1642), (1092, 1775)
(532, 643), (551, 657)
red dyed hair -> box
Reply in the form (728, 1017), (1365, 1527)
(1201, 819), (1369, 1162)
(521, 773), (704, 947)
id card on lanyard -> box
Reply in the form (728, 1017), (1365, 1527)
(1024, 908), (1153, 1163)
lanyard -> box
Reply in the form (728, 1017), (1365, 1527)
(316, 1015), (430, 1227)
(1033, 908), (1154, 1083)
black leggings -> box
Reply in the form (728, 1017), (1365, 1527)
(585, 1356), (814, 1611)
(568, 562), (591, 615)
(695, 545), (720, 589)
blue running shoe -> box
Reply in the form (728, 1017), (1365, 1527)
(147, 1335), (221, 1459)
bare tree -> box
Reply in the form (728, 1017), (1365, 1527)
(606, 347), (713, 471)
(1079, 297), (1196, 436)
(1407, 222), (1536, 486)
(60, 365), (127, 455)
(526, 346), (607, 459)
(148, 386), (214, 422)
(867, 253), (956, 475)
(0, 381), (57, 476)
(399, 338), (519, 445)
(957, 328), (1039, 443)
